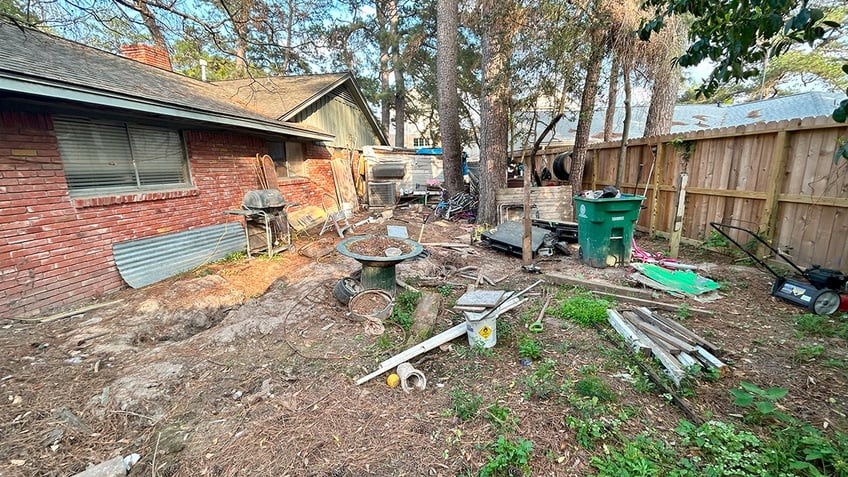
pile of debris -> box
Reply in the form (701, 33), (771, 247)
(606, 307), (727, 386)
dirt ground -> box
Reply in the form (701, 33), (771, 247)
(1, 206), (846, 477)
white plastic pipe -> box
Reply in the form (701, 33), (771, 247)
(396, 362), (426, 392)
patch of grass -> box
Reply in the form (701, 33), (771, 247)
(216, 251), (246, 263)
(484, 404), (518, 433)
(389, 290), (421, 331)
(591, 434), (671, 476)
(449, 388), (483, 421)
(479, 435), (533, 477)
(794, 313), (848, 340)
(794, 344), (826, 363)
(496, 317), (513, 341)
(574, 374), (616, 403)
(436, 284), (454, 297)
(822, 358), (848, 369)
(524, 359), (564, 401)
(517, 335), (542, 360)
(565, 414), (619, 450)
(374, 333), (393, 350)
(677, 303), (691, 320)
(551, 291), (610, 326)
(674, 420), (769, 475)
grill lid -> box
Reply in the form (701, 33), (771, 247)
(243, 189), (286, 209)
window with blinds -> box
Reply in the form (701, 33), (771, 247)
(53, 117), (190, 195)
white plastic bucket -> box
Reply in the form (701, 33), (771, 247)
(465, 314), (497, 348)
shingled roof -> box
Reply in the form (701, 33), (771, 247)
(0, 22), (333, 141)
(212, 73), (388, 144)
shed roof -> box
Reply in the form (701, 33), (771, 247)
(213, 73), (389, 145)
(0, 22), (334, 141)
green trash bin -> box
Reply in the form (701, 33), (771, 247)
(574, 194), (644, 268)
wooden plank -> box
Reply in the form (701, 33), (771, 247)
(356, 323), (467, 385)
(631, 308), (696, 344)
(678, 352), (699, 369)
(330, 158), (359, 213)
(545, 272), (656, 299)
(694, 345), (730, 376)
(627, 317), (697, 353)
(495, 185), (573, 222)
(635, 307), (720, 353)
(589, 291), (714, 317)
(669, 171), (688, 258)
(261, 154), (278, 190)
(606, 309), (652, 356)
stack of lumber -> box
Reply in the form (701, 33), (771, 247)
(606, 306), (727, 386)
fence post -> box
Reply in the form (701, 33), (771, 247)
(758, 130), (789, 248)
(669, 171), (688, 258)
(649, 142), (665, 236)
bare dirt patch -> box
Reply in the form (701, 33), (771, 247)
(0, 208), (845, 476)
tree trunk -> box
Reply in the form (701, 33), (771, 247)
(616, 57), (632, 189)
(644, 64), (680, 137)
(604, 54), (619, 142)
(644, 21), (686, 137)
(477, 0), (513, 226)
(570, 30), (607, 193)
(390, 0), (404, 147)
(377, 1), (391, 141)
(135, 0), (168, 51)
(437, 0), (464, 196)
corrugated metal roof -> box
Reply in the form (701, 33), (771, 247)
(514, 92), (842, 145)
(112, 222), (246, 288)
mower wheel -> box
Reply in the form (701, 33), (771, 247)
(809, 288), (841, 315)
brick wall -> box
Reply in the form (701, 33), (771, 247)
(0, 113), (274, 319)
(278, 144), (357, 208)
(119, 44), (172, 71)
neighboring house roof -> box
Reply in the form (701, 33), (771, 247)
(212, 73), (389, 145)
(0, 22), (333, 142)
(518, 91), (843, 145)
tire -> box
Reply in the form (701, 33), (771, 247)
(333, 277), (362, 305)
(809, 288), (841, 315)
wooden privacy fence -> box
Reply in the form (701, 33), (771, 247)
(583, 116), (848, 271)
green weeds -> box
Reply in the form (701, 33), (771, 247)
(449, 388), (483, 421)
(479, 436), (533, 477)
(552, 291), (610, 326)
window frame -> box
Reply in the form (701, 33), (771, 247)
(54, 116), (192, 197)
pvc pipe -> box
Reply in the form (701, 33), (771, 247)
(396, 362), (426, 393)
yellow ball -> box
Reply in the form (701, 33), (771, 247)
(386, 373), (400, 388)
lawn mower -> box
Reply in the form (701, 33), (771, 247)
(709, 222), (848, 315)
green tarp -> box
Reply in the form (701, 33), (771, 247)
(631, 263), (720, 296)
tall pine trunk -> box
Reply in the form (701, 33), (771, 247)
(437, 0), (464, 196)
(603, 54), (619, 142)
(477, 0), (512, 225)
(570, 30), (607, 193)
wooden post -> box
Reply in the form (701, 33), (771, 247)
(669, 171), (688, 258)
(757, 130), (789, 254)
(649, 142), (665, 235)
(591, 149), (599, 191)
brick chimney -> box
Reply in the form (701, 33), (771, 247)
(120, 44), (172, 71)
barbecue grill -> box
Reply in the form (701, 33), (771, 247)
(225, 189), (297, 258)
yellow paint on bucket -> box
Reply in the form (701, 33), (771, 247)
(465, 314), (497, 348)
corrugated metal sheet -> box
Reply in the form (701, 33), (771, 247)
(113, 222), (246, 288)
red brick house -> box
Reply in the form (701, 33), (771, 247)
(0, 23), (387, 319)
